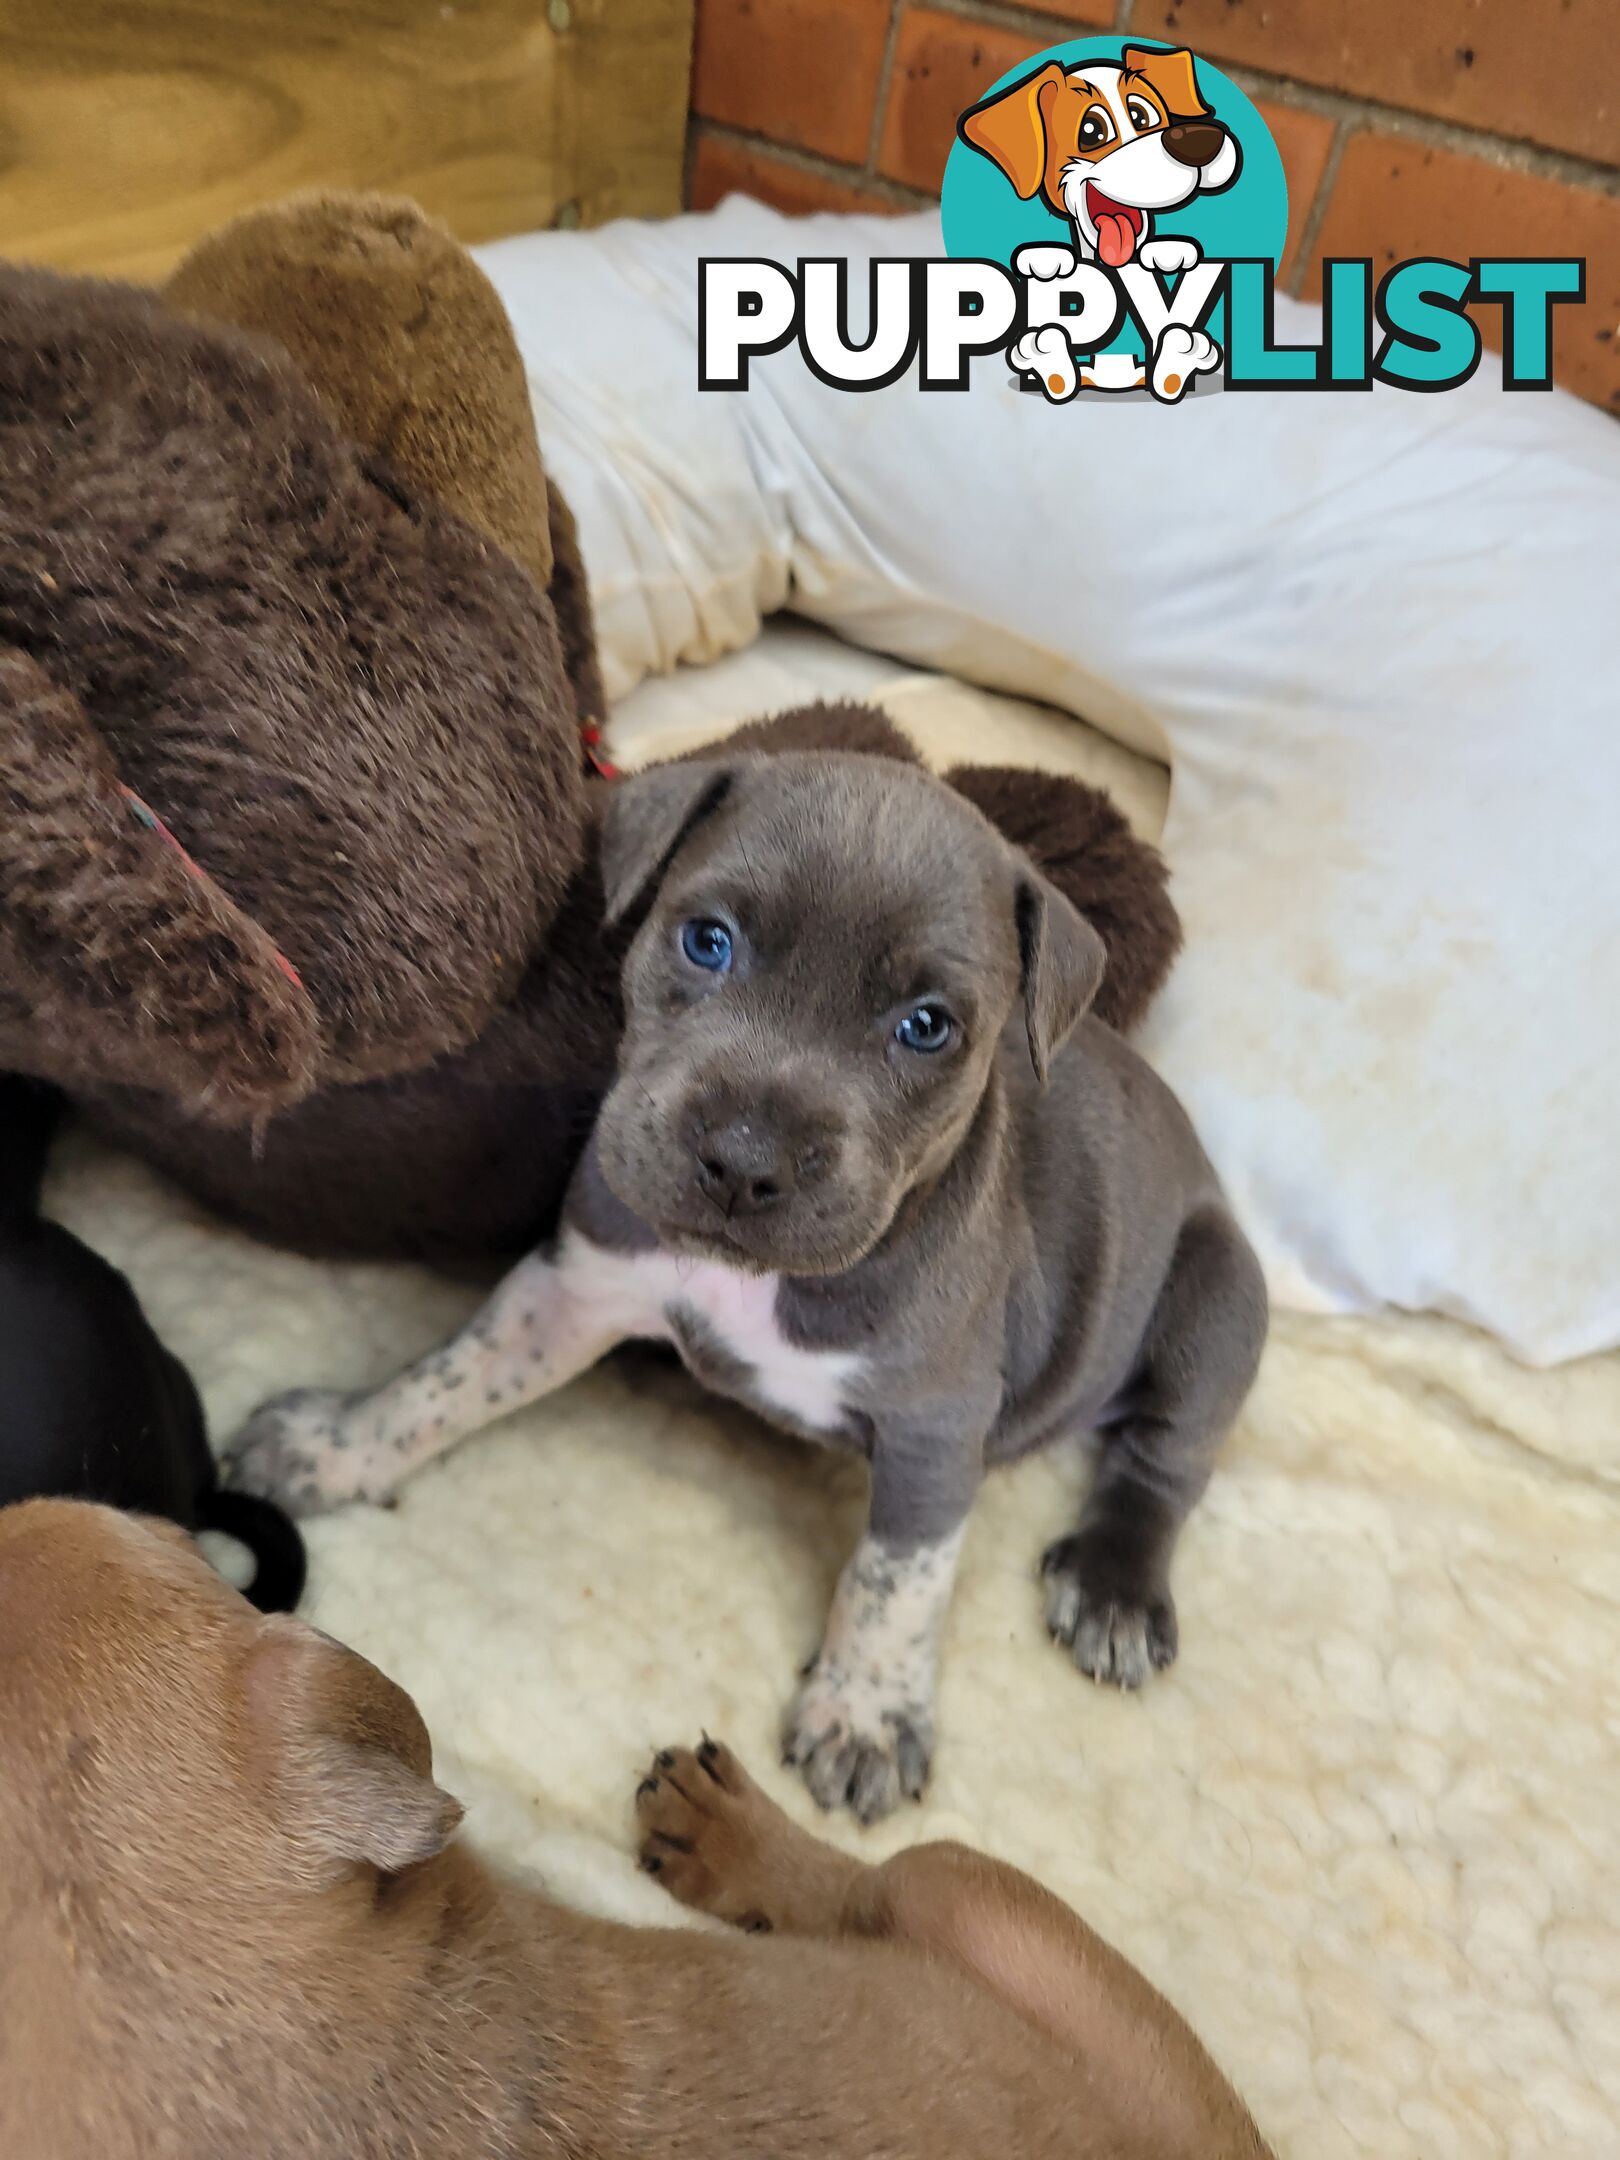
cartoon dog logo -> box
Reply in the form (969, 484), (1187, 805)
(959, 44), (1240, 400)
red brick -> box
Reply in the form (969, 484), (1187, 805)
(1254, 97), (1336, 283)
(1306, 132), (1620, 410)
(877, 7), (1050, 194)
(689, 133), (906, 216)
(1131, 1), (1618, 167)
(1007, 0), (1113, 20)
(691, 0), (892, 167)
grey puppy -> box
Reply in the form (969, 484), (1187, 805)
(228, 752), (1267, 1822)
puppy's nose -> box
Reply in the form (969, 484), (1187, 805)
(691, 1115), (797, 1218)
(1163, 120), (1226, 168)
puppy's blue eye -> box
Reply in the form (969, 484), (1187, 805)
(894, 1003), (953, 1054)
(680, 918), (733, 973)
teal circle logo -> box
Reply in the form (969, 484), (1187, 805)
(943, 38), (1287, 273)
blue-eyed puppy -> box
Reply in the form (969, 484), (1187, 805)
(228, 753), (1266, 1820)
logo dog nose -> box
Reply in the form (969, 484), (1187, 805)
(691, 1115), (797, 1218)
(1163, 120), (1226, 168)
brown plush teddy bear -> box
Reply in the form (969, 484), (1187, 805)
(0, 193), (1177, 1262)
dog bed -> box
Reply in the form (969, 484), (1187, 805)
(46, 619), (1619, 2160)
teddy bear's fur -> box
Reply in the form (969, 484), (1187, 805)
(165, 194), (609, 746)
(0, 260), (584, 1122)
(0, 194), (1179, 1262)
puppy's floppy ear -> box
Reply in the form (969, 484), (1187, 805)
(1016, 872), (1106, 1085)
(598, 760), (736, 924)
(243, 1616), (463, 1885)
(958, 62), (1069, 201)
(1122, 44), (1212, 121)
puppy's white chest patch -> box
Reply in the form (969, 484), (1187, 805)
(561, 1234), (864, 1434)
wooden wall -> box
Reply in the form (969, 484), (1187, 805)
(0, 0), (693, 280)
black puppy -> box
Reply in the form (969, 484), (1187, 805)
(1, 1076), (305, 1611)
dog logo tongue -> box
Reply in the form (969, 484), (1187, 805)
(1096, 212), (1136, 266)
(1088, 187), (1141, 267)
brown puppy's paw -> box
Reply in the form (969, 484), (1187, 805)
(634, 1738), (780, 1931)
(1041, 1536), (1179, 1690)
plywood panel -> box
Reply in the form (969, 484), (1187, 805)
(0, 0), (692, 279)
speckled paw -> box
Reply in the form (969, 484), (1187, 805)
(223, 1388), (381, 1517)
(783, 1670), (933, 1823)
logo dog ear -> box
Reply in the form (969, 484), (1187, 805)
(958, 62), (1070, 201)
(1122, 44), (1213, 121)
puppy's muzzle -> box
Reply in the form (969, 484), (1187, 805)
(1163, 120), (1226, 169)
(685, 1095), (836, 1221)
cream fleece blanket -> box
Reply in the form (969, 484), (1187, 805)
(45, 626), (1620, 2159)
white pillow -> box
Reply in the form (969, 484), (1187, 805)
(479, 225), (790, 702)
(478, 206), (1620, 1366)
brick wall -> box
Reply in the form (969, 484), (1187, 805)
(687, 0), (1620, 409)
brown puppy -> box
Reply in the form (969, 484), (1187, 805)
(0, 1500), (1273, 2160)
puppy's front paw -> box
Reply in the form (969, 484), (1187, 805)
(1013, 243), (1078, 282)
(1042, 1535), (1178, 1690)
(224, 1390), (381, 1518)
(635, 1739), (779, 1928)
(783, 1662), (933, 1824)
(1138, 236), (1202, 276)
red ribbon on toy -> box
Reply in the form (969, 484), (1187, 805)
(119, 721), (615, 1008)
(581, 718), (618, 780)
(117, 782), (305, 990)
